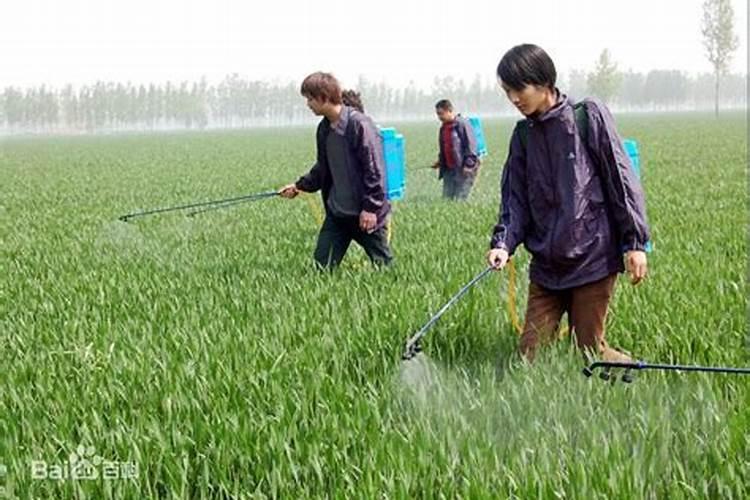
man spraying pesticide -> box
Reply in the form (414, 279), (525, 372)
(432, 99), (482, 200)
(486, 44), (650, 366)
(279, 72), (393, 269)
(401, 46), (647, 371)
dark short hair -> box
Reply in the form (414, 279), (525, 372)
(342, 89), (364, 112)
(496, 44), (557, 91)
(300, 72), (343, 104)
(435, 99), (453, 111)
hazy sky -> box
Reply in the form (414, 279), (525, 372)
(2, 0), (747, 90)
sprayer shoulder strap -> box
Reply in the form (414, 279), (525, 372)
(343, 109), (378, 148)
(515, 101), (589, 151)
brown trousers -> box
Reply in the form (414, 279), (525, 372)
(519, 274), (620, 362)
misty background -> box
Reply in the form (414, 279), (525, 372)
(1, 0), (746, 134)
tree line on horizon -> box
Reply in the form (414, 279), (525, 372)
(1, 68), (745, 134)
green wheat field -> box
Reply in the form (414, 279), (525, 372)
(2, 112), (748, 498)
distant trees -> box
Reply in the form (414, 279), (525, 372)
(0, 74), (515, 133)
(618, 70), (646, 110)
(701, 0), (739, 117)
(575, 47), (744, 111)
(643, 70), (689, 109)
(566, 69), (588, 101)
(0, 68), (745, 134)
(587, 49), (621, 104)
(0, 80), (211, 133)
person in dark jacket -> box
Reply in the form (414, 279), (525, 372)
(486, 44), (650, 363)
(279, 72), (392, 269)
(432, 99), (480, 200)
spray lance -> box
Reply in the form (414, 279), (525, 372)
(402, 266), (494, 361)
(583, 359), (750, 383)
(118, 190), (280, 222)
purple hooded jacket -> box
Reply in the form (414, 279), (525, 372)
(295, 106), (391, 229)
(490, 93), (650, 290)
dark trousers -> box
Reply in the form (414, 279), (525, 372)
(442, 168), (476, 200)
(313, 214), (393, 269)
(519, 274), (624, 362)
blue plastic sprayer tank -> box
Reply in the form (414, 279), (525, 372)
(623, 139), (652, 252)
(623, 139), (641, 179)
(380, 127), (405, 201)
(468, 116), (488, 157)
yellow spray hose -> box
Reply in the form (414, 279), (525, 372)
(507, 260), (524, 334)
(386, 204), (394, 244)
(302, 193), (324, 226)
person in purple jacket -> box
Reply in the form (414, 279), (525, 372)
(486, 44), (650, 363)
(279, 72), (392, 269)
